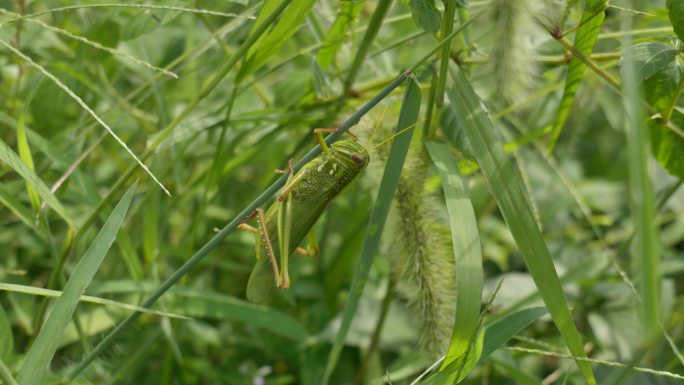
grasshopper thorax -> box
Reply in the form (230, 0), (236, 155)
(330, 140), (370, 170)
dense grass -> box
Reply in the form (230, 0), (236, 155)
(1, 1), (683, 384)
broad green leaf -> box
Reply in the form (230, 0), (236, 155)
(446, 63), (596, 385)
(626, 42), (679, 81)
(651, 111), (684, 178)
(643, 57), (684, 181)
(238, 0), (316, 81)
(316, 0), (364, 70)
(644, 61), (681, 113)
(409, 0), (441, 33)
(667, 0), (684, 42)
(425, 142), (483, 378)
(322, 77), (420, 385)
(0, 138), (74, 226)
(548, 0), (607, 151)
(16, 183), (136, 385)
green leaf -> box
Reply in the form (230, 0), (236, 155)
(16, 183), (136, 385)
(169, 288), (307, 341)
(625, 42), (679, 81)
(642, 56), (684, 185)
(651, 111), (684, 179)
(446, 63), (596, 385)
(0, 283), (187, 320)
(419, 330), (484, 385)
(644, 61), (681, 113)
(425, 142), (483, 379)
(479, 307), (548, 362)
(548, 0), (607, 151)
(322, 77), (421, 385)
(409, 0), (441, 33)
(316, 0), (364, 70)
(0, 138), (74, 227)
(238, 0), (317, 81)
(667, 0), (684, 42)
(0, 357), (18, 385)
(15, 102), (40, 213)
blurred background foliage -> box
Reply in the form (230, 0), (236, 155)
(0, 0), (683, 384)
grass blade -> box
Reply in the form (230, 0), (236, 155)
(620, 2), (661, 337)
(547, 0), (607, 152)
(16, 183), (136, 385)
(446, 63), (596, 385)
(0, 357), (18, 385)
(0, 283), (187, 320)
(425, 142), (483, 375)
(322, 76), (421, 385)
(0, 138), (74, 227)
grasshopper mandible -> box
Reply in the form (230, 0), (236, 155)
(239, 128), (370, 302)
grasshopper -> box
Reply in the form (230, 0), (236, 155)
(239, 128), (370, 302)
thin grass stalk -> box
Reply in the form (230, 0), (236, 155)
(66, 72), (409, 382)
(344, 0), (393, 93)
(620, 0), (661, 339)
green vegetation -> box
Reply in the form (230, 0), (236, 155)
(1, 1), (683, 384)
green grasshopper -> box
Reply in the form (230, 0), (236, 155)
(239, 128), (370, 302)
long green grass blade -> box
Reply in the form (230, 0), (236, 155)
(620, 3), (661, 338)
(322, 76), (421, 385)
(425, 142), (482, 376)
(548, 0), (607, 152)
(0, 138), (74, 226)
(446, 63), (596, 385)
(16, 183), (136, 385)
(170, 288), (307, 341)
(15, 101), (40, 212)
(479, 306), (548, 362)
(0, 283), (186, 320)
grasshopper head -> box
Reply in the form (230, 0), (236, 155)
(331, 140), (370, 170)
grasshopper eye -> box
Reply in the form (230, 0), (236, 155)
(351, 154), (365, 164)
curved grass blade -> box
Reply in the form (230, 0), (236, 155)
(479, 306), (548, 362)
(16, 183), (136, 385)
(425, 142), (483, 378)
(0, 138), (74, 227)
(322, 76), (421, 385)
(548, 0), (607, 153)
(446, 63), (596, 385)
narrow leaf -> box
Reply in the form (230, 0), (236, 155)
(16, 102), (41, 212)
(548, 0), (607, 151)
(16, 183), (136, 385)
(621, 15), (661, 337)
(316, 0), (364, 70)
(238, 0), (316, 81)
(0, 138), (74, 226)
(479, 306), (548, 362)
(446, 63), (596, 385)
(425, 142), (483, 378)
(322, 77), (421, 385)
